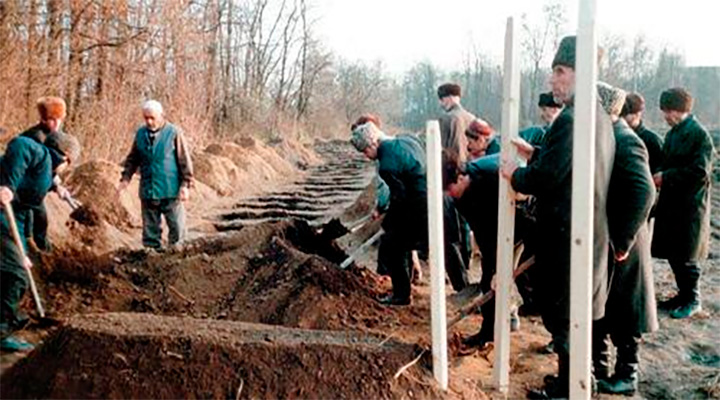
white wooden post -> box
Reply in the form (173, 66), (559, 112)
(570, 0), (598, 398)
(426, 120), (448, 391)
(493, 16), (520, 394)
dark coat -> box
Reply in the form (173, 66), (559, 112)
(605, 119), (658, 334)
(377, 135), (427, 237)
(511, 103), (615, 320)
(519, 125), (548, 146)
(652, 115), (714, 261)
(633, 121), (664, 175)
(438, 103), (476, 163)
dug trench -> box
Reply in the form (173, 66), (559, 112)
(0, 142), (445, 399)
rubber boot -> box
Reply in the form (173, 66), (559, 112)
(671, 263), (702, 319)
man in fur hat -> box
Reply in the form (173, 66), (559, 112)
(18, 97), (79, 251)
(520, 92), (564, 146)
(500, 35), (615, 399)
(118, 100), (194, 250)
(1, 106), (81, 352)
(621, 93), (664, 175)
(651, 88), (714, 319)
(594, 82), (658, 396)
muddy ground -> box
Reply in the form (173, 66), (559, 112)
(1, 140), (719, 399)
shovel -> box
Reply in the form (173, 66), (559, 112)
(60, 191), (99, 226)
(2, 199), (62, 327)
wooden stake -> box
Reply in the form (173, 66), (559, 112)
(426, 120), (448, 391)
(570, 0), (598, 398)
(494, 16), (520, 394)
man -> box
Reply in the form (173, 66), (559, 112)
(18, 97), (79, 251)
(438, 83), (474, 286)
(465, 118), (500, 160)
(520, 92), (563, 146)
(500, 35), (615, 399)
(1, 114), (80, 352)
(594, 82), (658, 396)
(621, 92), (664, 175)
(118, 100), (194, 249)
(350, 122), (427, 305)
(651, 88), (714, 319)
(438, 83), (476, 164)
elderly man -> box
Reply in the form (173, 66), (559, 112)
(594, 83), (657, 395)
(350, 122), (427, 305)
(1, 107), (80, 352)
(651, 88), (714, 319)
(501, 36), (615, 399)
(118, 100), (194, 249)
(520, 92), (563, 146)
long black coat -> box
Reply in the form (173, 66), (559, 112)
(605, 120), (658, 334)
(633, 121), (664, 175)
(512, 103), (615, 321)
(651, 115), (714, 261)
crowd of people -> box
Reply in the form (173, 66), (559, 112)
(0, 32), (713, 398)
(349, 35), (714, 398)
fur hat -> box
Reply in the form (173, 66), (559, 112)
(46, 131), (81, 164)
(351, 113), (382, 131)
(36, 96), (67, 120)
(552, 35), (604, 69)
(621, 92), (645, 116)
(660, 88), (693, 112)
(538, 92), (562, 108)
(437, 83), (462, 99)
(465, 119), (493, 139)
(350, 122), (384, 152)
(597, 82), (627, 117)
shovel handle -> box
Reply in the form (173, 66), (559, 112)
(2, 199), (46, 317)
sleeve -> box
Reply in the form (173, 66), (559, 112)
(375, 175), (390, 213)
(662, 127), (713, 190)
(0, 139), (33, 192)
(645, 131), (665, 175)
(611, 138), (656, 254)
(174, 129), (194, 188)
(120, 137), (142, 183)
(447, 116), (464, 156)
(511, 113), (573, 195)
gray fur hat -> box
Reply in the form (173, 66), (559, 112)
(597, 81), (627, 117)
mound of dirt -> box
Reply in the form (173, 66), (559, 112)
(205, 141), (294, 183)
(270, 137), (323, 169)
(0, 313), (440, 399)
(192, 151), (240, 196)
(27, 220), (425, 335)
(65, 160), (141, 230)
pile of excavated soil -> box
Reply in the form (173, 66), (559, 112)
(270, 137), (323, 168)
(192, 151), (241, 196)
(65, 160), (141, 230)
(27, 221), (428, 336)
(0, 313), (440, 399)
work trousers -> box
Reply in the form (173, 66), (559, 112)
(141, 198), (186, 248)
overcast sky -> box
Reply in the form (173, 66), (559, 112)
(313, 0), (720, 74)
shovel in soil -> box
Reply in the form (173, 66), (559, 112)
(60, 191), (100, 226)
(2, 200), (61, 327)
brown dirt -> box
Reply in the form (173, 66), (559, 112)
(192, 151), (241, 196)
(0, 313), (441, 400)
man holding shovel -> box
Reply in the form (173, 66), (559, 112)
(118, 100), (194, 250)
(1, 112), (80, 352)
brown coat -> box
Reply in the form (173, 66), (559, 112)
(438, 103), (475, 163)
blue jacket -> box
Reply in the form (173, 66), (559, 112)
(121, 123), (194, 200)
